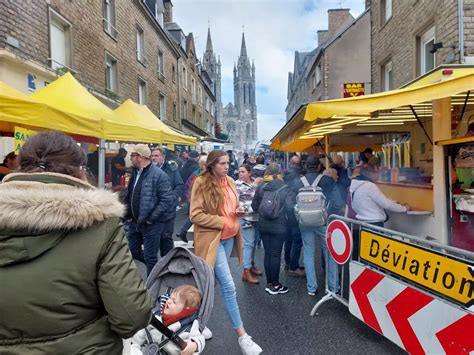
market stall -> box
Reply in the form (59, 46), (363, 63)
(272, 65), (474, 249)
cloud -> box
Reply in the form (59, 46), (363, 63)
(173, 0), (365, 141)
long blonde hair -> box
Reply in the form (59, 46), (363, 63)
(196, 150), (227, 211)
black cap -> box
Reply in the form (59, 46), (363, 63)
(189, 150), (200, 158)
(118, 148), (127, 154)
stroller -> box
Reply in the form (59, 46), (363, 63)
(139, 246), (215, 354)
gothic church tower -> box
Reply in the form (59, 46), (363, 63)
(233, 32), (257, 150)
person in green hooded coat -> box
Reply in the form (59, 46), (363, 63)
(0, 132), (152, 354)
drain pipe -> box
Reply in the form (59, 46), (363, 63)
(458, 0), (465, 63)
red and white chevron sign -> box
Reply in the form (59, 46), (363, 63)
(349, 262), (474, 355)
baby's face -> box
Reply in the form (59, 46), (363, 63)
(163, 292), (186, 316)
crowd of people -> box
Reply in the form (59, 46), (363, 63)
(0, 132), (413, 354)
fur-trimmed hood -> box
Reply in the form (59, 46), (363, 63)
(0, 172), (124, 234)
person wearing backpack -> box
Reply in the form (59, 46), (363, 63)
(252, 163), (291, 295)
(290, 155), (344, 296)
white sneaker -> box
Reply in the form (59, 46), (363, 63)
(238, 334), (262, 355)
(202, 327), (213, 340)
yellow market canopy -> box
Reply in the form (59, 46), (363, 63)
(304, 73), (474, 121)
(0, 80), (100, 137)
(115, 100), (196, 146)
(272, 68), (474, 152)
(31, 73), (162, 142)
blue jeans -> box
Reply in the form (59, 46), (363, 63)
(215, 238), (243, 330)
(284, 225), (303, 270)
(127, 222), (164, 275)
(240, 219), (256, 269)
(300, 225), (340, 293)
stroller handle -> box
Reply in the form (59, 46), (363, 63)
(150, 316), (187, 350)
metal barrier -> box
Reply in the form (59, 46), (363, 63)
(310, 215), (474, 316)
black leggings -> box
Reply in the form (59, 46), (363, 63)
(260, 232), (286, 285)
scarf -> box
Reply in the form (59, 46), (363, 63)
(263, 174), (283, 182)
(162, 307), (198, 327)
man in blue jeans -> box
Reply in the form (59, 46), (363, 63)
(124, 144), (175, 275)
(289, 155), (344, 296)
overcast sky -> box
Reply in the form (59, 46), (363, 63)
(173, 0), (366, 141)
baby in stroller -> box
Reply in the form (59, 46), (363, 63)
(130, 247), (214, 355)
(130, 285), (204, 354)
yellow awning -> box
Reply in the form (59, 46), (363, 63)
(114, 100), (196, 146)
(304, 73), (474, 121)
(0, 80), (101, 137)
(31, 73), (162, 142)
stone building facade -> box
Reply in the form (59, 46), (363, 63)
(369, 0), (474, 92)
(0, 0), (215, 137)
(286, 9), (364, 121)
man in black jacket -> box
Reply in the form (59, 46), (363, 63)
(124, 144), (175, 275)
(151, 148), (184, 256)
(283, 155), (304, 277)
(290, 155), (344, 295)
(179, 150), (200, 183)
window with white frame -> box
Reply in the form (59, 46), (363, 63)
(198, 86), (202, 106)
(311, 73), (316, 90)
(205, 96), (210, 112)
(382, 60), (393, 91)
(105, 52), (118, 93)
(138, 77), (146, 104)
(159, 93), (166, 121)
(103, 0), (117, 37)
(136, 27), (145, 63)
(143, 0), (164, 27)
(49, 9), (72, 70)
(420, 26), (435, 75)
(158, 49), (165, 80)
(381, 0), (392, 24)
(316, 64), (322, 85)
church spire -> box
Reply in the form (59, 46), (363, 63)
(206, 27), (213, 53)
(240, 31), (247, 57)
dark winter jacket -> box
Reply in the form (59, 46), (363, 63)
(284, 166), (303, 226)
(333, 165), (351, 206)
(290, 169), (344, 218)
(0, 172), (152, 354)
(160, 161), (185, 205)
(125, 163), (176, 224)
(252, 178), (292, 235)
(180, 159), (200, 184)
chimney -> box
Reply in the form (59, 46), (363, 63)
(317, 30), (329, 47)
(164, 0), (173, 23)
(327, 8), (353, 36)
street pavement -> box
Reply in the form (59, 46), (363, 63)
(125, 208), (405, 354)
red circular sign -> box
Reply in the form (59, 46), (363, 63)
(326, 220), (352, 264)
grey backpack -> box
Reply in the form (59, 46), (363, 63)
(294, 175), (327, 227)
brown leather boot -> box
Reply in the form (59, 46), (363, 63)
(250, 266), (263, 276)
(242, 268), (259, 284)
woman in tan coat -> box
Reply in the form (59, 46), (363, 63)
(190, 150), (262, 355)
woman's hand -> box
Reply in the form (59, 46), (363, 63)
(403, 203), (412, 211)
(235, 206), (246, 216)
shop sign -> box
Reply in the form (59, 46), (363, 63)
(359, 229), (473, 308)
(14, 126), (36, 154)
(343, 83), (365, 98)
